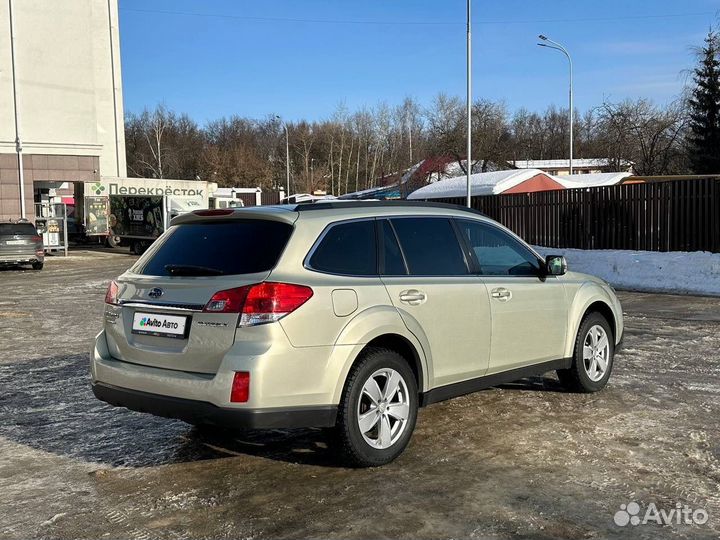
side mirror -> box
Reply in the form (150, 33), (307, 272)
(545, 255), (567, 276)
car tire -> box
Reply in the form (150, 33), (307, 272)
(557, 312), (615, 393)
(31, 262), (43, 271)
(333, 347), (418, 467)
(106, 235), (121, 248)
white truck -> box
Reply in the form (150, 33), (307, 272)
(82, 178), (217, 253)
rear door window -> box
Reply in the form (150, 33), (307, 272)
(0, 223), (37, 236)
(137, 220), (293, 276)
(390, 217), (468, 276)
(308, 220), (377, 276)
(379, 220), (407, 275)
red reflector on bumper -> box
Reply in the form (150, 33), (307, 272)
(230, 371), (250, 403)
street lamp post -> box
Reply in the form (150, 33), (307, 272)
(538, 34), (573, 175)
(276, 116), (291, 198)
(9, 0), (26, 219)
(465, 0), (472, 208)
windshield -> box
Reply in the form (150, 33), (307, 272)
(136, 220), (293, 276)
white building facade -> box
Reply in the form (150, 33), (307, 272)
(0, 0), (126, 221)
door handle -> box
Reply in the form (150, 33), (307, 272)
(490, 287), (512, 302)
(399, 289), (427, 305)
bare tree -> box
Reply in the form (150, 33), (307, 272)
(596, 99), (688, 175)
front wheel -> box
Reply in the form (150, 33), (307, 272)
(334, 348), (418, 467)
(557, 312), (615, 393)
(31, 261), (43, 270)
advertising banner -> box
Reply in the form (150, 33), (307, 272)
(84, 196), (109, 235)
(109, 195), (165, 239)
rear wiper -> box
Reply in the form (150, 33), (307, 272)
(164, 264), (225, 276)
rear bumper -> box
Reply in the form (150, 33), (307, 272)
(92, 381), (337, 429)
(0, 253), (43, 264)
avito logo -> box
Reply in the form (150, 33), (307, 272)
(139, 317), (163, 328)
(139, 317), (180, 330)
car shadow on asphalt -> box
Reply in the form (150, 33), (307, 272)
(496, 375), (567, 393)
(0, 354), (569, 469)
(0, 354), (338, 468)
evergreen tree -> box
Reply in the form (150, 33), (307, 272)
(687, 30), (720, 173)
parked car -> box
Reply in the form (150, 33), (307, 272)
(92, 202), (623, 467)
(0, 220), (44, 270)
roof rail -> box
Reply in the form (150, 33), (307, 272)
(294, 200), (486, 217)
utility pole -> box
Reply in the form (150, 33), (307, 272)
(9, 0), (26, 219)
(276, 116), (291, 197)
(465, 0), (472, 208)
(407, 112), (413, 166)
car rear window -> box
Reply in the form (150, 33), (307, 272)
(137, 220), (293, 276)
(308, 220), (377, 276)
(0, 223), (37, 236)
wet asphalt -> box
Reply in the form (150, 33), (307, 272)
(0, 250), (719, 539)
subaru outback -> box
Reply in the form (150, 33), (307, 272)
(92, 201), (623, 466)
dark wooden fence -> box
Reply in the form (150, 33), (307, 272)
(233, 192), (282, 207)
(433, 178), (720, 253)
(260, 192), (282, 205)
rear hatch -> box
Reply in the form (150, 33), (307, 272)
(0, 223), (42, 261)
(105, 212), (296, 374)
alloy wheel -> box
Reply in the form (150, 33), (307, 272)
(357, 368), (410, 450)
(583, 324), (610, 382)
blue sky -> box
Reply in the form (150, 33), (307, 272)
(119, 0), (719, 122)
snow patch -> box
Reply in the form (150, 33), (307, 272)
(408, 169), (545, 199)
(534, 247), (720, 296)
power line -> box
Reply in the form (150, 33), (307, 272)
(119, 7), (717, 27)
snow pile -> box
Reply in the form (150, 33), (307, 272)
(408, 169), (545, 199)
(534, 246), (720, 296)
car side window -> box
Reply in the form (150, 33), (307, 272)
(379, 220), (407, 275)
(390, 217), (468, 276)
(309, 219), (377, 276)
(455, 219), (541, 276)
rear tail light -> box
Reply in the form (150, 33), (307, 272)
(31, 235), (42, 243)
(203, 286), (250, 313)
(230, 371), (250, 402)
(203, 282), (313, 327)
(241, 282), (313, 326)
(105, 280), (120, 305)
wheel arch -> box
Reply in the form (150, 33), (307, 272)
(564, 281), (621, 358)
(583, 300), (616, 342)
(330, 330), (429, 404)
(363, 334), (424, 392)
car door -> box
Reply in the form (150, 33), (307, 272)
(454, 218), (568, 375)
(379, 217), (492, 388)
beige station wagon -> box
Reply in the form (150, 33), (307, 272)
(92, 201), (623, 466)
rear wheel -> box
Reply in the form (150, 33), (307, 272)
(106, 234), (121, 248)
(557, 312), (614, 392)
(334, 347), (418, 467)
(31, 261), (43, 270)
